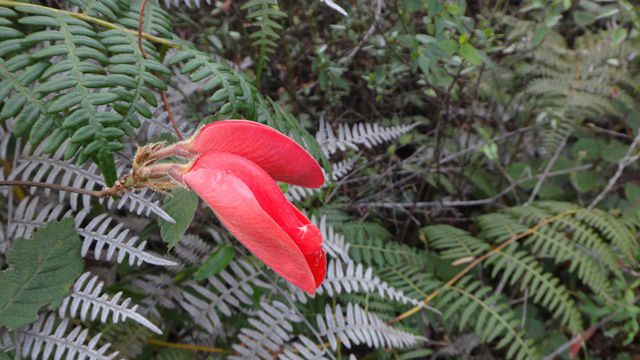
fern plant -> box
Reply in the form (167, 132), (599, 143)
(418, 201), (640, 358)
(240, 0), (287, 85)
(1, 0), (640, 359)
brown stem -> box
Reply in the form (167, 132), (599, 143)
(0, 180), (107, 198)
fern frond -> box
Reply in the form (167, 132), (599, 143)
(8, 196), (72, 241)
(179, 260), (271, 333)
(525, 202), (624, 272)
(317, 259), (422, 307)
(102, 322), (151, 359)
(278, 335), (328, 360)
(313, 215), (351, 263)
(436, 276), (538, 360)
(316, 303), (422, 351)
(59, 272), (162, 334)
(229, 301), (301, 360)
(479, 209), (614, 296)
(285, 157), (357, 201)
(157, 0), (213, 9)
(316, 119), (417, 156)
(77, 211), (176, 266)
(3, 6), (124, 165)
(13, 314), (119, 360)
(172, 234), (214, 265)
(169, 48), (257, 120)
(132, 274), (185, 311)
(347, 229), (425, 268)
(9, 142), (173, 221)
(425, 223), (584, 333)
(240, 0), (287, 83)
(8, 196), (174, 266)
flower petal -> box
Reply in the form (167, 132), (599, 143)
(183, 152), (325, 293)
(190, 120), (324, 188)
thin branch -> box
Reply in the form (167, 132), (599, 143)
(0, 0), (179, 49)
(357, 164), (592, 209)
(542, 295), (640, 359)
(386, 209), (578, 325)
(137, 0), (184, 141)
(588, 128), (640, 209)
(0, 180), (106, 198)
(526, 133), (568, 204)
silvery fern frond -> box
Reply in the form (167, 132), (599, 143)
(75, 212), (175, 266)
(317, 303), (423, 351)
(9, 143), (100, 211)
(330, 157), (357, 181)
(278, 335), (328, 360)
(8, 196), (72, 241)
(132, 274), (185, 312)
(317, 259), (423, 307)
(285, 157), (356, 202)
(104, 188), (174, 223)
(7, 197), (174, 266)
(9, 143), (173, 222)
(316, 119), (417, 156)
(157, 0), (212, 8)
(285, 185), (318, 202)
(320, 0), (348, 16)
(229, 301), (301, 360)
(172, 234), (214, 265)
(179, 260), (271, 333)
(59, 272), (162, 334)
(314, 216), (351, 263)
(10, 314), (119, 360)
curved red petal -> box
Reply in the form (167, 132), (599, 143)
(191, 120), (324, 188)
(184, 152), (326, 292)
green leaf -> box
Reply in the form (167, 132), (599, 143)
(399, 349), (434, 359)
(459, 43), (482, 66)
(533, 26), (548, 46)
(159, 187), (198, 249)
(612, 28), (628, 46)
(193, 245), (235, 281)
(96, 149), (117, 186)
(0, 219), (83, 329)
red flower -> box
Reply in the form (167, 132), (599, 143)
(181, 120), (326, 294)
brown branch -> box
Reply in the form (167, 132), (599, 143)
(137, 0), (184, 141)
(0, 180), (107, 198)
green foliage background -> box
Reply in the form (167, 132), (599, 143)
(1, 0), (640, 359)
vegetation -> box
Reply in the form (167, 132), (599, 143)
(1, 0), (640, 359)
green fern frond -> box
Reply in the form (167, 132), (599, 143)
(425, 224), (583, 334)
(438, 277), (538, 360)
(170, 47), (258, 119)
(66, 0), (125, 21)
(240, 0), (287, 84)
(349, 236), (426, 268)
(0, 3), (173, 183)
(424, 224), (489, 260)
(489, 205), (614, 296)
